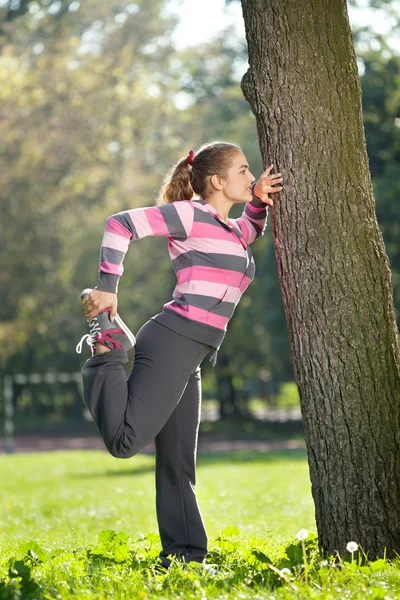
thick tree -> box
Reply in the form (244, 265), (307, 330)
(240, 0), (400, 558)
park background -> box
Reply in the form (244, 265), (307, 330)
(1, 0), (400, 598)
(1, 0), (400, 449)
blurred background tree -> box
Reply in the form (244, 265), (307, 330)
(0, 0), (399, 426)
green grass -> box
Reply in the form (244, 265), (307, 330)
(199, 415), (304, 441)
(0, 449), (399, 599)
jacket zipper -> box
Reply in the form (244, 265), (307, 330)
(207, 214), (249, 369)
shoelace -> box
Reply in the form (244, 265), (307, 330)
(76, 318), (102, 354)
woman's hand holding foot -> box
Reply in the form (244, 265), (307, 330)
(82, 289), (118, 322)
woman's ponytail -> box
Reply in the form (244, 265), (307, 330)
(156, 141), (240, 205)
(157, 155), (194, 205)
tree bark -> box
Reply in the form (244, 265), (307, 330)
(240, 0), (400, 558)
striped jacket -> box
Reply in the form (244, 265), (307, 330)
(96, 190), (268, 366)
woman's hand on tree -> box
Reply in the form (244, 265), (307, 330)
(82, 289), (118, 322)
(253, 164), (283, 206)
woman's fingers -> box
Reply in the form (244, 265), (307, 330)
(261, 164), (275, 178)
(262, 167), (283, 186)
(254, 164), (283, 207)
(109, 300), (118, 321)
(82, 290), (117, 322)
(268, 180), (283, 187)
(82, 292), (101, 321)
(264, 174), (282, 185)
(82, 296), (92, 319)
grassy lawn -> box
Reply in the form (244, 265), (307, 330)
(0, 449), (399, 599)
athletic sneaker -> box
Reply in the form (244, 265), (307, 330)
(158, 555), (219, 572)
(76, 288), (136, 355)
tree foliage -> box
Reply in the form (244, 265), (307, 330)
(1, 0), (400, 419)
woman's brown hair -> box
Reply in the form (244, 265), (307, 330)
(157, 141), (241, 205)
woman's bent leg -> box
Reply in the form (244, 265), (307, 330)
(81, 349), (130, 455)
(155, 365), (207, 565)
(81, 319), (212, 459)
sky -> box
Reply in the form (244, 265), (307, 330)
(167, 0), (400, 53)
(169, 0), (243, 49)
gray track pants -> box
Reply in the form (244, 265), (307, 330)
(81, 318), (214, 565)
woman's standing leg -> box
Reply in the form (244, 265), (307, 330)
(155, 365), (207, 566)
(81, 317), (212, 562)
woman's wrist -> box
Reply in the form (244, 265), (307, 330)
(251, 182), (262, 200)
(96, 272), (120, 294)
(251, 182), (267, 207)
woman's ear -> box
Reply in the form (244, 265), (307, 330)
(210, 174), (223, 191)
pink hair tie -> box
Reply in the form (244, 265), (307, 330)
(187, 150), (195, 165)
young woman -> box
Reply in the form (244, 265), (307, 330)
(76, 141), (282, 568)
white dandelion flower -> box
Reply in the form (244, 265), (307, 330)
(319, 559), (328, 567)
(280, 568), (291, 577)
(296, 528), (309, 541)
(346, 541), (359, 553)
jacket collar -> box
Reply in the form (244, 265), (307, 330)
(193, 198), (230, 223)
(193, 199), (248, 248)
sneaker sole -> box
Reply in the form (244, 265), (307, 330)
(80, 288), (136, 348)
(114, 312), (136, 348)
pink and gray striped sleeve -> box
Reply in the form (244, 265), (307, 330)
(230, 186), (269, 244)
(96, 201), (194, 293)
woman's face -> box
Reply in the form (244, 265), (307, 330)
(221, 151), (256, 203)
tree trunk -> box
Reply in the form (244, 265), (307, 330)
(240, 0), (400, 558)
(216, 353), (239, 418)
